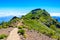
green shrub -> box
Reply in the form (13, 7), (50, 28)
(22, 26), (26, 28)
(50, 25), (56, 30)
(0, 25), (2, 29)
(23, 34), (27, 38)
(0, 25), (8, 29)
(51, 35), (58, 39)
(1, 22), (8, 28)
(58, 36), (60, 40)
(18, 29), (25, 35)
(18, 26), (26, 29)
(0, 34), (7, 39)
(3, 26), (8, 28)
(18, 26), (23, 29)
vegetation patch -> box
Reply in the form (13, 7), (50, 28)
(18, 29), (25, 35)
(0, 34), (7, 39)
(18, 26), (23, 29)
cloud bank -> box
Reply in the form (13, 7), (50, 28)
(0, 12), (25, 17)
(50, 13), (60, 17)
(0, 12), (60, 17)
(0, 9), (60, 17)
(0, 9), (28, 17)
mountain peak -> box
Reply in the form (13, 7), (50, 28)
(25, 8), (50, 19)
(32, 8), (41, 11)
(31, 8), (49, 15)
(11, 16), (18, 20)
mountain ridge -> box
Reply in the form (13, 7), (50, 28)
(0, 8), (60, 40)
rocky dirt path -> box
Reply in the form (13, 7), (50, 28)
(6, 28), (21, 40)
(23, 29), (57, 40)
(6, 28), (57, 40)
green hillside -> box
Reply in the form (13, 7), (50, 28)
(21, 8), (60, 40)
(0, 8), (60, 40)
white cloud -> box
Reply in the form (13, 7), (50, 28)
(0, 9), (28, 17)
(0, 9), (60, 17)
(50, 13), (60, 17)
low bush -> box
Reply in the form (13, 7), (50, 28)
(50, 25), (56, 30)
(18, 26), (23, 29)
(0, 34), (7, 39)
(18, 29), (25, 35)
(0, 25), (2, 29)
(51, 35), (58, 39)
(23, 34), (27, 38)
(18, 25), (26, 29)
(2, 26), (8, 28)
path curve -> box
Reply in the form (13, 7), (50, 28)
(6, 28), (21, 40)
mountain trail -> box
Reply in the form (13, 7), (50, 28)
(6, 28), (21, 40)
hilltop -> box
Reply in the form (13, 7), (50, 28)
(0, 8), (60, 40)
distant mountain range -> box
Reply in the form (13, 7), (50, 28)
(0, 16), (60, 23)
(0, 16), (21, 23)
(52, 16), (60, 22)
(0, 16), (13, 23)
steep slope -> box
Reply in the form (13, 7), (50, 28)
(21, 8), (60, 40)
(24, 8), (60, 28)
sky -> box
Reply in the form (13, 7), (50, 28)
(0, 0), (60, 17)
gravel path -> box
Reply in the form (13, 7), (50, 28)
(6, 28), (21, 40)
